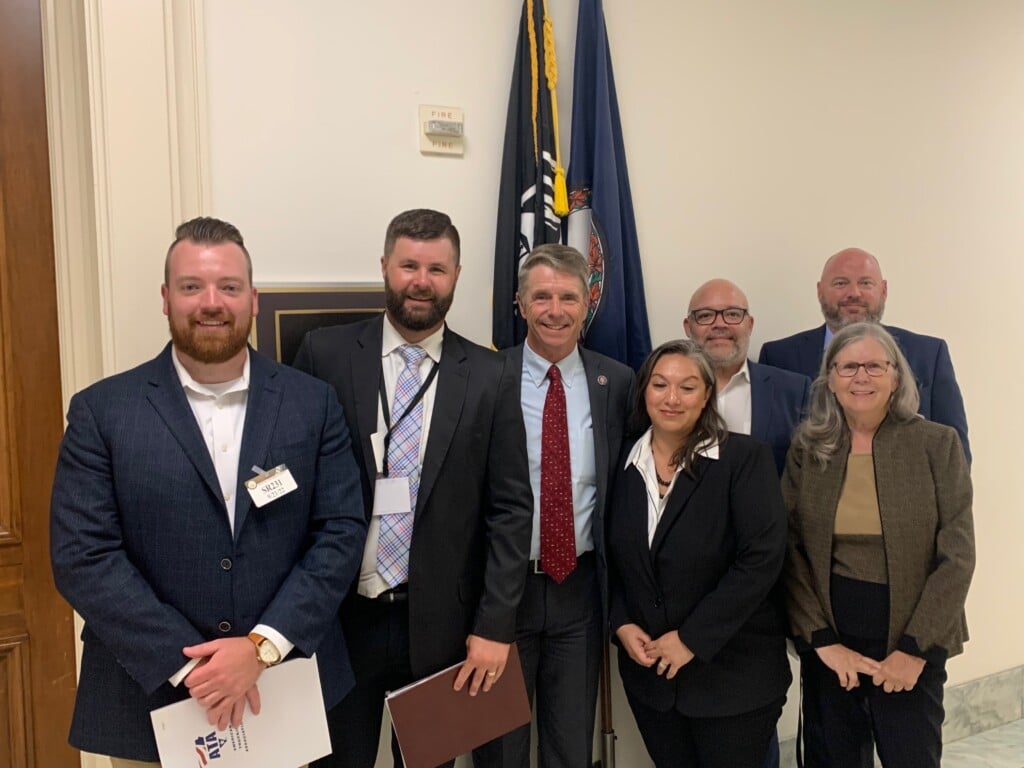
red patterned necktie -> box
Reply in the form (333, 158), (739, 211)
(540, 364), (576, 583)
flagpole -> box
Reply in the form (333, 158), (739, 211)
(598, 642), (616, 767)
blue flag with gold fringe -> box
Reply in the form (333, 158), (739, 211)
(567, 0), (652, 370)
(493, 0), (569, 350)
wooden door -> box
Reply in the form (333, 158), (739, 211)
(0, 0), (80, 766)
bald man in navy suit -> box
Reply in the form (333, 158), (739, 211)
(683, 277), (807, 768)
(684, 279), (810, 476)
(758, 248), (969, 461)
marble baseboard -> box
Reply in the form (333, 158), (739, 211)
(779, 664), (1024, 766)
(944, 666), (1024, 743)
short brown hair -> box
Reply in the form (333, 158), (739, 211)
(383, 209), (461, 265)
(517, 244), (589, 299)
(165, 217), (252, 284)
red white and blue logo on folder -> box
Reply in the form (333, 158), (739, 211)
(194, 732), (227, 765)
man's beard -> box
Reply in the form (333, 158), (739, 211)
(169, 311), (251, 364)
(385, 279), (454, 333)
(702, 334), (746, 368)
(820, 297), (886, 330)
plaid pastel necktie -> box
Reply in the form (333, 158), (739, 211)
(376, 344), (428, 587)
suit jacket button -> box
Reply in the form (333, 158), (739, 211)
(220, 558), (232, 570)
(218, 621), (232, 633)
(653, 598), (663, 608)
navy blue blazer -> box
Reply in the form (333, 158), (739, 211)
(50, 345), (367, 761)
(758, 324), (970, 461)
(748, 360), (810, 476)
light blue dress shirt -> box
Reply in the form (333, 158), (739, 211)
(521, 343), (597, 560)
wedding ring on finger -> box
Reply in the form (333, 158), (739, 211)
(657, 661), (668, 673)
(486, 670), (498, 677)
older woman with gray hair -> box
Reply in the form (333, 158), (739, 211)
(783, 322), (974, 768)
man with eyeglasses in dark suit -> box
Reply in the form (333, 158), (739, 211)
(684, 278), (808, 768)
(684, 279), (810, 477)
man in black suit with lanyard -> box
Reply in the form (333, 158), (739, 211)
(295, 209), (533, 768)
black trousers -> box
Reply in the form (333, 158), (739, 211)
(800, 637), (946, 768)
(472, 553), (601, 768)
(313, 594), (455, 768)
(625, 691), (784, 768)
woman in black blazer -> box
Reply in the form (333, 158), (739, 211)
(608, 340), (791, 768)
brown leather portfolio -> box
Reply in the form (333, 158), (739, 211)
(385, 642), (530, 768)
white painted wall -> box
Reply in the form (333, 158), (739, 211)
(49, 0), (1024, 766)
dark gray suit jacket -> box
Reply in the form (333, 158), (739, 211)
(293, 317), (534, 675)
(50, 345), (367, 761)
(504, 344), (635, 621)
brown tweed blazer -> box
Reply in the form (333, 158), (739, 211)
(782, 415), (974, 659)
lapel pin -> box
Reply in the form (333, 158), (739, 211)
(597, 375), (608, 386)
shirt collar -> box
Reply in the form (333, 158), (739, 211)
(522, 342), (583, 389)
(823, 325), (835, 349)
(171, 347), (250, 397)
(624, 426), (721, 471)
(382, 314), (444, 363)
(722, 359), (751, 389)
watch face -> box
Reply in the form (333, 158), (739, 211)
(258, 642), (281, 664)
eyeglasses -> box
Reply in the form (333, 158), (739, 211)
(688, 307), (749, 325)
(831, 361), (893, 377)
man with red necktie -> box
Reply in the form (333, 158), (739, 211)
(475, 244), (634, 768)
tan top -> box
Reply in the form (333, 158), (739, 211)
(834, 455), (881, 534)
(832, 454), (887, 584)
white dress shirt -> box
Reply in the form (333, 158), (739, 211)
(717, 360), (752, 435)
(624, 427), (719, 547)
(168, 349), (292, 684)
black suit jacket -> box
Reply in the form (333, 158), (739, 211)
(608, 434), (791, 718)
(294, 316), (534, 675)
(748, 360), (811, 475)
(50, 345), (366, 760)
(505, 344), (635, 619)
(758, 324), (970, 461)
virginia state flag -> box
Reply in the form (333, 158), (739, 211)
(567, 0), (652, 370)
(493, 0), (568, 350)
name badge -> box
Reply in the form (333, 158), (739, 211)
(370, 431), (386, 475)
(245, 464), (298, 508)
(373, 476), (412, 517)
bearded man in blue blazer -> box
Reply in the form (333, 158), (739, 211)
(758, 248), (970, 461)
(50, 217), (367, 766)
(684, 279), (810, 476)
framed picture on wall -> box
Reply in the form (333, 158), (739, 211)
(251, 284), (385, 365)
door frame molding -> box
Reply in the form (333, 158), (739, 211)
(42, 0), (210, 397)
(40, 4), (210, 765)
